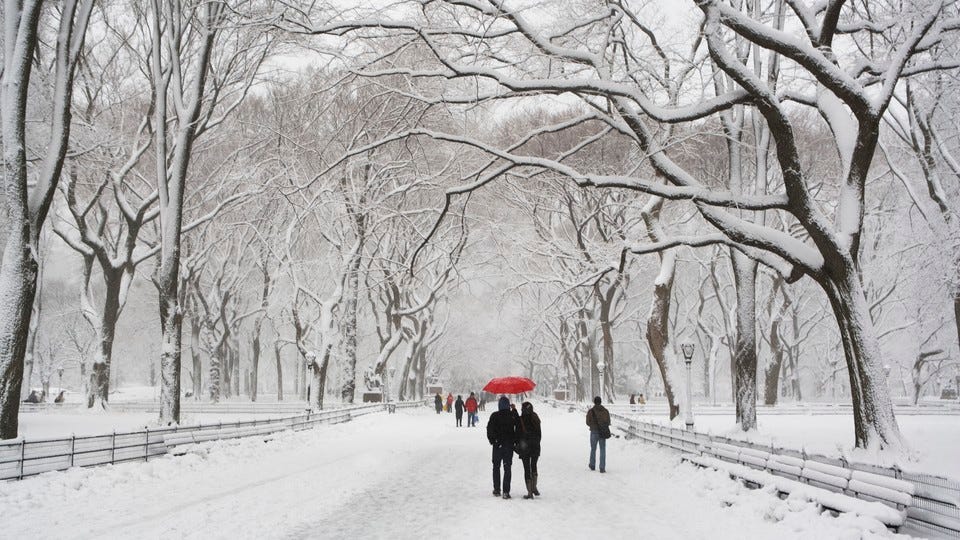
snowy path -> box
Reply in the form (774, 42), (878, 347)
(0, 405), (912, 539)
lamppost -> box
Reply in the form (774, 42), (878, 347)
(386, 366), (396, 403)
(304, 351), (315, 405)
(681, 343), (695, 431)
(57, 366), (64, 393)
(596, 360), (606, 399)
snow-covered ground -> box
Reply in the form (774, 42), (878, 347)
(642, 413), (960, 480)
(0, 404), (919, 539)
(16, 411), (280, 439)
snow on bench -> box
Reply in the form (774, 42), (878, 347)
(684, 455), (907, 528)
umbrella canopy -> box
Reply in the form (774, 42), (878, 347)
(483, 376), (536, 394)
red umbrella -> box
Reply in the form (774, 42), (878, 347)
(483, 376), (536, 394)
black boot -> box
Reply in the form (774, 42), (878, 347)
(532, 474), (540, 496)
(522, 480), (534, 499)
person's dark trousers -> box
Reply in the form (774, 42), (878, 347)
(492, 444), (513, 494)
(521, 455), (538, 483)
(456, 413), (463, 426)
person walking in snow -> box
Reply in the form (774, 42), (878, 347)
(586, 396), (611, 473)
(455, 395), (465, 427)
(518, 401), (542, 499)
(465, 392), (479, 427)
(487, 396), (519, 499)
(434, 393), (443, 414)
(446, 392), (454, 413)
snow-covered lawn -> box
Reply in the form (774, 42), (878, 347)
(16, 411), (280, 439)
(642, 413), (960, 480)
(0, 404), (918, 539)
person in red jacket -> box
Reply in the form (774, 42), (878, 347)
(446, 392), (454, 413)
(465, 392), (479, 427)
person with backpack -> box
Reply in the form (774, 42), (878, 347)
(517, 401), (542, 499)
(465, 392), (479, 427)
(586, 396), (611, 473)
(454, 395), (465, 427)
(487, 396), (519, 499)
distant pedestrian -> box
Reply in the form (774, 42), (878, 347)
(465, 392), (479, 427)
(586, 396), (611, 473)
(517, 401), (542, 499)
(434, 393), (443, 414)
(446, 392), (454, 413)
(479, 396), (486, 411)
(23, 390), (40, 404)
(638, 393), (646, 405)
(54, 390), (65, 404)
(455, 395), (465, 426)
(629, 393), (636, 405)
(487, 396), (519, 499)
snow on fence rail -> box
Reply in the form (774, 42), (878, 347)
(588, 403), (960, 539)
(0, 400), (427, 482)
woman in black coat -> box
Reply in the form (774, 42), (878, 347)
(517, 401), (542, 499)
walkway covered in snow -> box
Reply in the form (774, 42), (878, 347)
(0, 406), (905, 539)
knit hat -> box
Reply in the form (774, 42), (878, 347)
(593, 396), (602, 405)
(498, 396), (510, 411)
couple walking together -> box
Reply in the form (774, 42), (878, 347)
(486, 396), (541, 500)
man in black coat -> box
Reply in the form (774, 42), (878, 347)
(486, 395), (519, 499)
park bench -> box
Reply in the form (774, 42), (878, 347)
(683, 443), (915, 530)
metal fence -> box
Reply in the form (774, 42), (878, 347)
(599, 407), (960, 538)
(0, 400), (427, 482)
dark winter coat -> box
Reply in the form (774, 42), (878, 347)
(487, 402), (519, 446)
(434, 394), (443, 411)
(518, 411), (542, 458)
(586, 404), (611, 432)
(455, 397), (465, 415)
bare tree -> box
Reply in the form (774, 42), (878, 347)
(0, 0), (94, 438)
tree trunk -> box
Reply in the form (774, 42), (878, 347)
(762, 330), (784, 406)
(157, 287), (182, 425)
(311, 348), (331, 411)
(274, 340), (283, 401)
(0, 242), (39, 439)
(87, 270), (123, 409)
(190, 319), (202, 400)
(341, 252), (361, 403)
(250, 333), (260, 402)
(646, 253), (680, 419)
(732, 253), (758, 429)
(821, 266), (903, 449)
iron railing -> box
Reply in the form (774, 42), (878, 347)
(1, 400), (427, 482)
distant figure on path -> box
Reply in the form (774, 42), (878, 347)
(465, 392), (479, 427)
(629, 393), (636, 405)
(455, 395), (465, 426)
(479, 396), (486, 411)
(487, 396), (519, 499)
(434, 393), (443, 414)
(586, 396), (611, 473)
(518, 401), (542, 499)
(638, 393), (646, 406)
(446, 392), (454, 413)
(23, 390), (41, 404)
(54, 391), (65, 404)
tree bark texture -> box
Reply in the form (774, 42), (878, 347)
(732, 253), (758, 430)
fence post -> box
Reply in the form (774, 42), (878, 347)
(70, 435), (76, 468)
(144, 427), (150, 461)
(111, 431), (117, 464)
